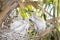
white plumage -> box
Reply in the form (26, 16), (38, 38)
(29, 16), (46, 32)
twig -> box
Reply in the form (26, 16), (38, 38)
(38, 5), (53, 17)
(46, 17), (60, 23)
(34, 26), (56, 40)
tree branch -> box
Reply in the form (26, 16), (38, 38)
(0, 1), (18, 27)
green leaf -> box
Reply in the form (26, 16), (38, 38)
(58, 26), (60, 32)
(20, 8), (27, 19)
(53, 0), (56, 3)
(47, 0), (51, 3)
(25, 5), (33, 11)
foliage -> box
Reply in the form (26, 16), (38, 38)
(20, 8), (27, 19)
(25, 5), (33, 11)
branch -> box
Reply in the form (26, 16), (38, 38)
(38, 5), (53, 17)
(34, 26), (56, 40)
(0, 1), (18, 27)
(46, 17), (60, 23)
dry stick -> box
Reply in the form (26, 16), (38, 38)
(46, 17), (60, 23)
(0, 1), (18, 27)
(38, 5), (53, 17)
(34, 26), (56, 40)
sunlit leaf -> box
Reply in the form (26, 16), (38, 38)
(58, 26), (60, 32)
(25, 5), (33, 11)
(20, 8), (27, 19)
(28, 30), (33, 34)
(53, 0), (56, 3)
(47, 0), (51, 3)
